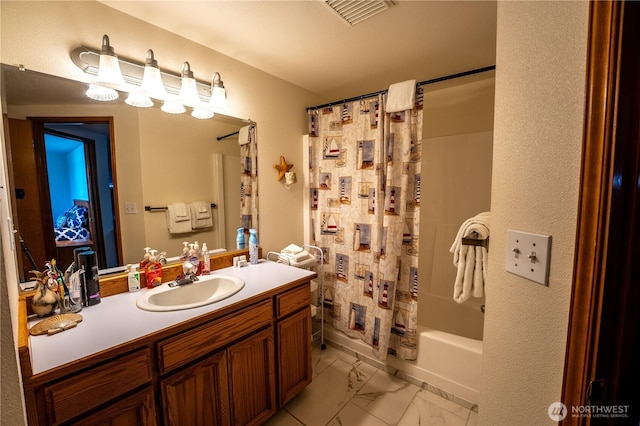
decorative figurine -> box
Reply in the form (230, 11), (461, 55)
(29, 270), (61, 317)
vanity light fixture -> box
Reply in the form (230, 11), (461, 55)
(71, 34), (227, 119)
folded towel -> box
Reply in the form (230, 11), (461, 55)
(192, 201), (211, 219)
(281, 250), (311, 263)
(189, 202), (213, 229)
(171, 202), (189, 221)
(449, 212), (490, 303)
(166, 203), (193, 234)
(238, 125), (251, 146)
(282, 244), (304, 255)
(385, 79), (417, 113)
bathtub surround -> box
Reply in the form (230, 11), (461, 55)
(308, 93), (422, 360)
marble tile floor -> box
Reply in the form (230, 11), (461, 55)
(266, 342), (478, 426)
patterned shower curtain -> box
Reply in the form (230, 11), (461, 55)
(240, 124), (258, 231)
(308, 92), (422, 360)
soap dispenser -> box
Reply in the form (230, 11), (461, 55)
(140, 247), (151, 270)
(180, 242), (189, 260)
(145, 250), (163, 289)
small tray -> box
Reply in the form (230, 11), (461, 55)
(30, 313), (83, 336)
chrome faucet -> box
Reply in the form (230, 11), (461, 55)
(169, 273), (199, 287)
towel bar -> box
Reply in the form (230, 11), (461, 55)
(461, 237), (489, 250)
(145, 203), (217, 212)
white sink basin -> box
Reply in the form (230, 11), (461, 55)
(136, 274), (245, 312)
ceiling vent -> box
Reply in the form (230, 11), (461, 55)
(325, 0), (393, 26)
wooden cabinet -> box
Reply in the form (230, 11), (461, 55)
(22, 280), (313, 425)
(42, 348), (153, 424)
(228, 327), (276, 425)
(277, 308), (312, 406)
(276, 285), (312, 406)
(161, 351), (230, 426)
(70, 387), (157, 426)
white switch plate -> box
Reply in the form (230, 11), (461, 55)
(506, 229), (551, 286)
(124, 202), (137, 214)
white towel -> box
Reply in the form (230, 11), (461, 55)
(189, 201), (213, 229)
(385, 79), (417, 112)
(166, 203), (193, 234)
(449, 212), (490, 303)
(238, 125), (251, 146)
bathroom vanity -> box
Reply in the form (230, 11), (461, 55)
(18, 256), (316, 425)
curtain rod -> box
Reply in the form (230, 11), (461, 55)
(306, 65), (496, 112)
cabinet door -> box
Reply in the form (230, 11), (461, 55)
(161, 350), (230, 426)
(277, 307), (312, 406)
(227, 326), (276, 426)
(70, 386), (156, 426)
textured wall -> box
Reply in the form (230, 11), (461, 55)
(479, 2), (588, 424)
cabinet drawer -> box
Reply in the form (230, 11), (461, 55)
(276, 284), (310, 319)
(45, 348), (152, 424)
(158, 299), (273, 374)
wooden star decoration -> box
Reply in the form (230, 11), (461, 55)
(274, 156), (293, 181)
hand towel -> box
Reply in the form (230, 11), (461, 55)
(166, 203), (193, 234)
(449, 212), (490, 303)
(238, 125), (251, 146)
(189, 201), (213, 229)
(385, 79), (417, 112)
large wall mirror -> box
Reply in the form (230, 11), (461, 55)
(1, 64), (257, 281)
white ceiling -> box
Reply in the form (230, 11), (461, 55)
(99, 0), (497, 102)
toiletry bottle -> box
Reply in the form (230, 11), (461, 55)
(188, 244), (199, 275)
(145, 250), (163, 289)
(127, 264), (141, 292)
(237, 228), (245, 250)
(140, 247), (151, 270)
(201, 243), (210, 275)
(180, 242), (189, 259)
(249, 229), (258, 264)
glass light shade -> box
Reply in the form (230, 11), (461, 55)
(179, 77), (200, 105)
(95, 53), (125, 87)
(209, 85), (227, 109)
(140, 50), (166, 99)
(179, 62), (200, 105)
(125, 92), (153, 108)
(192, 108), (214, 120)
(161, 100), (186, 114)
(86, 84), (119, 102)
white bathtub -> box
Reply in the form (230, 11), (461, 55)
(322, 325), (482, 405)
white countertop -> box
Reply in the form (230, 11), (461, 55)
(28, 260), (316, 375)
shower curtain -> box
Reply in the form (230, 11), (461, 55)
(308, 94), (422, 360)
(240, 124), (258, 231)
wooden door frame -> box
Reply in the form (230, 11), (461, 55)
(28, 116), (122, 268)
(562, 0), (639, 422)
(36, 127), (107, 267)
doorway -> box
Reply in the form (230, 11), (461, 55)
(8, 117), (122, 280)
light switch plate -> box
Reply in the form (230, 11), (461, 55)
(506, 229), (551, 286)
(124, 202), (137, 214)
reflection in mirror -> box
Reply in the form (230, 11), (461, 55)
(1, 64), (257, 280)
